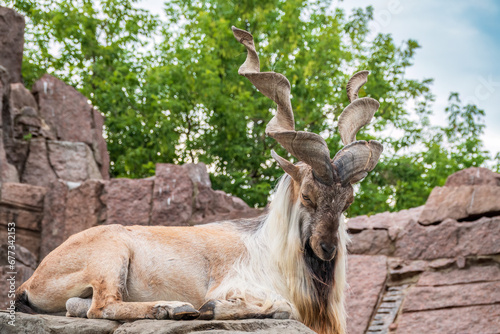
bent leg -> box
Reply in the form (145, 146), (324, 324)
(88, 299), (200, 320)
(198, 297), (295, 320)
(84, 254), (200, 320)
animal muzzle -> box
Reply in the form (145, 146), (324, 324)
(320, 242), (337, 261)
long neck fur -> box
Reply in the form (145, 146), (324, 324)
(258, 176), (349, 334)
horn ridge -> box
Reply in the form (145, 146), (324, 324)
(233, 26), (334, 185)
(346, 70), (369, 102)
(331, 70), (383, 185)
(337, 97), (380, 146)
(332, 140), (383, 185)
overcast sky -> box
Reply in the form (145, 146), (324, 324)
(137, 0), (500, 157)
(337, 0), (500, 157)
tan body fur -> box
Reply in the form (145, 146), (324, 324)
(22, 224), (240, 312)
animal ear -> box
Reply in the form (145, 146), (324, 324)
(271, 150), (301, 182)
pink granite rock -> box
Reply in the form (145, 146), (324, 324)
(63, 180), (106, 239)
(0, 130), (19, 183)
(32, 74), (94, 144)
(348, 229), (392, 255)
(395, 217), (500, 260)
(445, 167), (500, 187)
(417, 265), (500, 286)
(47, 141), (102, 181)
(9, 83), (38, 119)
(91, 109), (109, 179)
(105, 178), (153, 226)
(0, 182), (46, 210)
(418, 186), (474, 225)
(346, 255), (387, 334)
(0, 7), (24, 83)
(396, 305), (500, 334)
(39, 180), (69, 260)
(151, 164), (193, 226)
(403, 281), (500, 312)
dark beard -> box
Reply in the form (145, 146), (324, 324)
(304, 239), (336, 309)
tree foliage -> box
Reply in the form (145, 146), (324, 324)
(6, 0), (497, 215)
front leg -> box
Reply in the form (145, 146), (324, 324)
(198, 298), (295, 320)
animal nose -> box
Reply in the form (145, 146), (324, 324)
(320, 242), (337, 258)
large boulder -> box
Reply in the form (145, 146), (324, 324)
(395, 216), (500, 260)
(0, 7), (24, 83)
(151, 164), (194, 226)
(445, 167), (500, 187)
(419, 167), (500, 225)
(0, 182), (45, 308)
(47, 141), (102, 182)
(39, 180), (69, 260)
(0, 130), (19, 183)
(21, 138), (58, 187)
(30, 75), (109, 179)
(32, 74), (94, 144)
(91, 109), (109, 179)
(104, 178), (154, 226)
(63, 180), (106, 240)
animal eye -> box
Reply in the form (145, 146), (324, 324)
(302, 194), (312, 203)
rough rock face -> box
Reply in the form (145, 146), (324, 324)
(418, 167), (500, 225)
(1, 74), (109, 185)
(0, 7), (24, 83)
(32, 74), (93, 145)
(0, 183), (45, 302)
(0, 11), (109, 184)
(345, 167), (500, 334)
(0, 312), (316, 334)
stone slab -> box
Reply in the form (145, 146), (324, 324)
(0, 311), (119, 334)
(63, 180), (106, 239)
(21, 138), (57, 187)
(348, 229), (392, 255)
(0, 207), (42, 231)
(47, 140), (102, 182)
(32, 74), (94, 144)
(151, 164), (193, 226)
(394, 216), (500, 260)
(419, 185), (500, 225)
(445, 167), (500, 187)
(0, 182), (46, 210)
(40, 180), (68, 260)
(114, 319), (316, 334)
(346, 255), (387, 334)
(403, 281), (500, 312)
(0, 312), (315, 334)
(105, 178), (153, 226)
(417, 265), (500, 286)
(396, 304), (500, 334)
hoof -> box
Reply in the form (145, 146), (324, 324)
(172, 305), (200, 320)
(153, 302), (199, 320)
(272, 311), (291, 319)
(198, 300), (216, 320)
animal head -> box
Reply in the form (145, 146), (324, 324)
(233, 27), (382, 261)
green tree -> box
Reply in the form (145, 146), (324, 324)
(155, 1), (434, 207)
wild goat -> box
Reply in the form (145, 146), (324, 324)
(15, 27), (382, 334)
